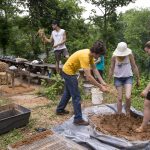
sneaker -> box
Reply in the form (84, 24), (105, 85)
(56, 110), (69, 115)
(73, 119), (89, 126)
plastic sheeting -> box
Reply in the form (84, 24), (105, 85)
(53, 104), (150, 150)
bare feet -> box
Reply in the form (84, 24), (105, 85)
(135, 126), (146, 133)
(116, 112), (124, 116)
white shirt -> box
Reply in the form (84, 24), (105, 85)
(52, 29), (66, 50)
(114, 56), (133, 78)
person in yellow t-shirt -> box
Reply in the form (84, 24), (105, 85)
(56, 40), (108, 126)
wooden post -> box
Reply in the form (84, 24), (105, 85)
(27, 71), (31, 87)
(19, 70), (23, 86)
(12, 71), (15, 89)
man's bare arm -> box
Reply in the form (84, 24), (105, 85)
(141, 82), (150, 97)
(43, 34), (53, 44)
(91, 64), (106, 85)
(83, 68), (107, 92)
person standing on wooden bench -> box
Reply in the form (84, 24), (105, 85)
(41, 20), (69, 73)
(56, 40), (108, 126)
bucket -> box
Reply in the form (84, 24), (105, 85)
(91, 88), (103, 105)
(83, 83), (94, 96)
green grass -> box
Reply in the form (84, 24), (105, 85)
(0, 117), (37, 150)
(132, 96), (144, 111)
(0, 97), (10, 106)
(0, 129), (24, 149)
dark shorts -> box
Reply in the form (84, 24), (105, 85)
(146, 91), (150, 100)
(114, 76), (133, 87)
(54, 48), (69, 62)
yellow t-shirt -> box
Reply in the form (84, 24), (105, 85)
(63, 49), (94, 75)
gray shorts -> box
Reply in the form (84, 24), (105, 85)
(54, 48), (69, 62)
(114, 76), (133, 87)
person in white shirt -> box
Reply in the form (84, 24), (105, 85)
(42, 20), (69, 73)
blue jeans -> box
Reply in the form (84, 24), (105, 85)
(114, 76), (133, 87)
(56, 72), (82, 121)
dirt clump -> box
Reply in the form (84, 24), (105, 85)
(11, 130), (53, 149)
(90, 114), (150, 141)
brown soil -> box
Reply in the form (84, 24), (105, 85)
(1, 84), (35, 95)
(90, 114), (150, 141)
(11, 130), (53, 149)
(10, 95), (50, 108)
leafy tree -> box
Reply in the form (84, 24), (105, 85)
(0, 16), (10, 55)
(121, 9), (150, 77)
(85, 0), (135, 45)
(122, 9), (150, 48)
(0, 0), (23, 54)
(24, 0), (85, 58)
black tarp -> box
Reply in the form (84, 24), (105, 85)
(53, 104), (150, 150)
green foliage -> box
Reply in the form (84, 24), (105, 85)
(0, 16), (10, 54)
(119, 9), (150, 76)
(0, 0), (92, 58)
(26, 0), (83, 28)
(86, 0), (135, 44)
(0, 129), (24, 149)
(78, 80), (92, 100)
(122, 9), (150, 48)
(132, 76), (150, 111)
(0, 0), (25, 55)
(42, 74), (64, 101)
(40, 75), (90, 102)
(46, 51), (55, 64)
(132, 76), (150, 97)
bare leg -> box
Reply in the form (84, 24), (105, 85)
(116, 86), (123, 114)
(136, 99), (150, 132)
(55, 51), (61, 74)
(124, 84), (132, 115)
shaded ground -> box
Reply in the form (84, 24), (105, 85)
(90, 114), (150, 141)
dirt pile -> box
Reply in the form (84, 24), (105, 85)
(90, 114), (150, 141)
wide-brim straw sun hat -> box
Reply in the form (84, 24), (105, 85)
(113, 42), (132, 56)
